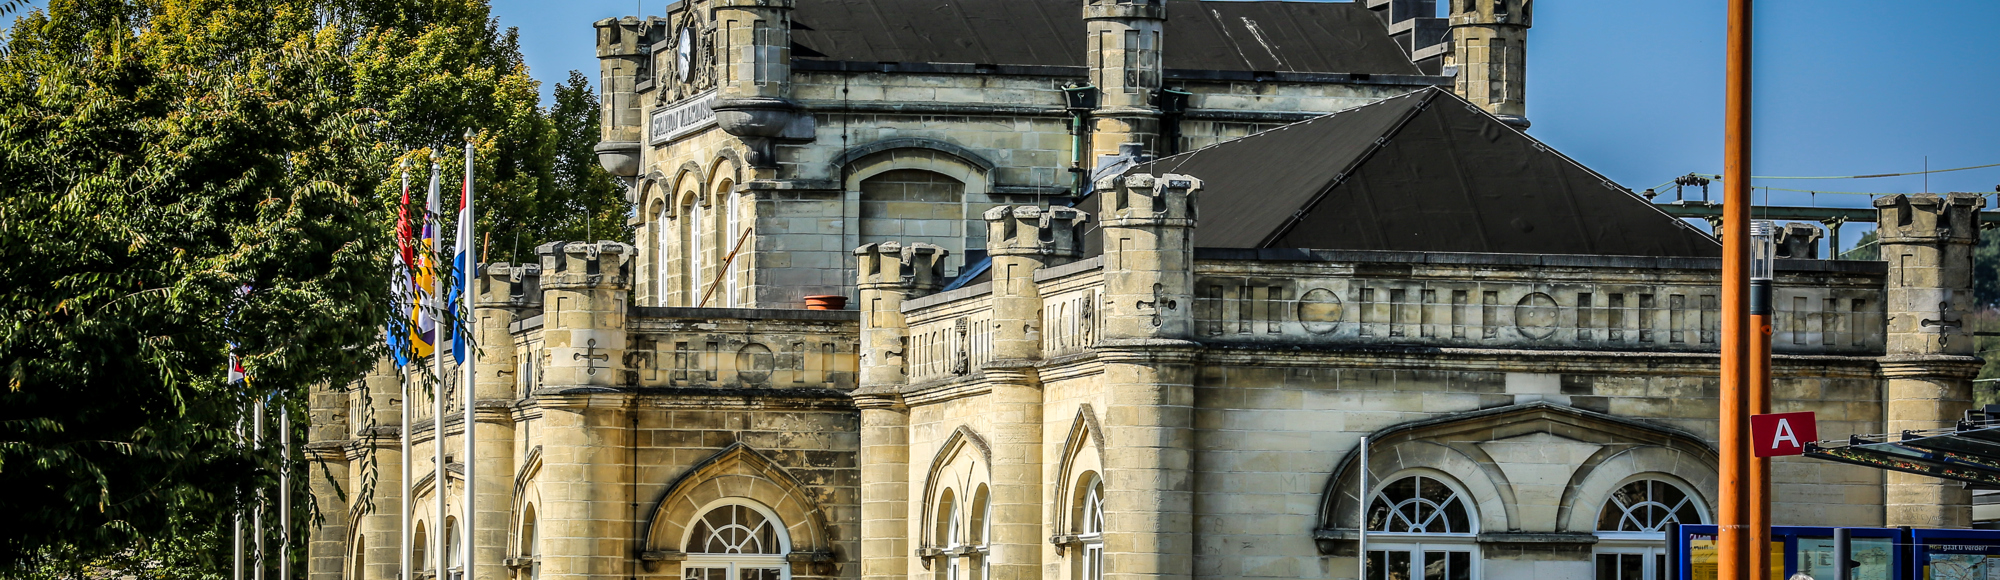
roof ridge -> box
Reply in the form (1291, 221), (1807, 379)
(1154, 87), (1434, 175)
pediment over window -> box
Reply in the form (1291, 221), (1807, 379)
(1313, 402), (1717, 555)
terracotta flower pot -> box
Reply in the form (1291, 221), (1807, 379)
(803, 295), (847, 311)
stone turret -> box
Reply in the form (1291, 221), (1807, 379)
(1875, 192), (1985, 528)
(535, 241), (634, 389)
(1091, 171), (1201, 577)
(978, 205), (1086, 580)
(594, 17), (657, 178)
(852, 241), (947, 580)
(468, 262), (538, 580)
(711, 0), (812, 168)
(1448, 0), (1532, 128)
(1097, 172), (1199, 340)
(985, 205), (1089, 361)
(1084, 0), (1166, 158)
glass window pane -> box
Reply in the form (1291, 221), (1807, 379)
(1369, 551), (1385, 580)
(740, 567), (781, 580)
(1369, 498), (1394, 532)
(1598, 554), (1619, 580)
(1442, 497), (1469, 533)
(1424, 551), (1447, 580)
(1389, 551), (1413, 580)
(1621, 553), (1643, 580)
(1418, 477), (1454, 504)
(1385, 477), (1418, 503)
(1449, 552), (1470, 580)
(1656, 554), (1666, 580)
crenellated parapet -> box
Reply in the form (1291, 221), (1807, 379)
(1097, 172), (1199, 342)
(855, 242), (950, 397)
(985, 205), (1088, 362)
(536, 241), (635, 390)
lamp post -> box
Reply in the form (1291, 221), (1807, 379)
(1748, 220), (1777, 580)
(1718, 1), (1753, 579)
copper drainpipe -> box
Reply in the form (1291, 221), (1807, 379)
(1719, 0), (1754, 579)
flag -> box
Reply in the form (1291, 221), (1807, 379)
(450, 139), (475, 365)
(411, 164), (440, 359)
(228, 284), (253, 383)
(388, 168), (415, 367)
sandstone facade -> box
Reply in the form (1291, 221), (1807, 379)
(302, 2), (1984, 580)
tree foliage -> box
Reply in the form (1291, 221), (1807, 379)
(0, 0), (625, 573)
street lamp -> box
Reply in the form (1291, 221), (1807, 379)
(1749, 220), (1777, 313)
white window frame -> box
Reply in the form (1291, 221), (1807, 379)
(1075, 477), (1105, 580)
(722, 186), (738, 307)
(679, 499), (792, 580)
(1591, 477), (1711, 580)
(687, 200), (704, 304)
(656, 206), (670, 306)
(1365, 472), (1481, 580)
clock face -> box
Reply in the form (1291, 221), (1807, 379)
(677, 27), (695, 83)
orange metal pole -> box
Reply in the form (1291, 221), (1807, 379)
(1720, 1), (1754, 580)
(1749, 312), (1772, 580)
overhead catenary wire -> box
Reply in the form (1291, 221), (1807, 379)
(1645, 161), (2000, 195)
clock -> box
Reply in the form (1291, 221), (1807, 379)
(676, 27), (695, 83)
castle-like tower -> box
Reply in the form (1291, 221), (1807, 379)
(299, 4), (1987, 580)
(1448, 0), (1533, 127)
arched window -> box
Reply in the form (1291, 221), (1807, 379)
(1365, 474), (1478, 580)
(685, 195), (705, 304)
(935, 488), (959, 580)
(683, 502), (789, 580)
(1597, 479), (1702, 532)
(1368, 475), (1473, 534)
(718, 180), (739, 307)
(969, 485), (990, 580)
(858, 169), (968, 275)
(444, 515), (461, 574)
(412, 522), (429, 575)
(1072, 474), (1105, 580)
(519, 505), (539, 580)
(668, 204), (684, 306)
(1592, 478), (1709, 580)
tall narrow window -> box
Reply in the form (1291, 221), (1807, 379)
(720, 182), (738, 307)
(1073, 475), (1105, 580)
(351, 535), (365, 580)
(444, 516), (460, 576)
(687, 199), (705, 304)
(668, 205), (684, 304)
(970, 485), (990, 580)
(683, 502), (789, 580)
(935, 489), (958, 580)
(412, 522), (429, 576)
(520, 505), (539, 580)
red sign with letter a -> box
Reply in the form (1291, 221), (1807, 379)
(1750, 412), (1817, 457)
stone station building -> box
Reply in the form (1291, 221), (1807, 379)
(303, 2), (1985, 580)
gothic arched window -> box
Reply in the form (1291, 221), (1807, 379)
(1597, 479), (1704, 532)
(683, 502), (789, 580)
(1367, 475), (1473, 534)
(1073, 474), (1105, 580)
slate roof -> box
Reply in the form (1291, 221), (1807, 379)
(1114, 87), (1721, 257)
(787, 0), (1422, 76)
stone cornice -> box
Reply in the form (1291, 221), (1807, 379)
(1878, 354), (1983, 379)
(1199, 344), (1881, 378)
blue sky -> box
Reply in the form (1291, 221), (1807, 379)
(494, 0), (2000, 247)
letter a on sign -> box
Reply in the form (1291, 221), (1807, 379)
(1750, 411), (1818, 457)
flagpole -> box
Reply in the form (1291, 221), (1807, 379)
(459, 129), (478, 580)
(280, 402), (292, 580)
(235, 412), (246, 580)
(254, 399), (266, 580)
(429, 157), (448, 580)
(399, 163), (415, 580)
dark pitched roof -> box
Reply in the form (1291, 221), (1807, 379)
(1117, 87), (1721, 257)
(788, 0), (1421, 75)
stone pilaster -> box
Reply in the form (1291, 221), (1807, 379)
(1876, 192), (1985, 528)
(470, 263), (536, 580)
(854, 241), (945, 580)
(1446, 0), (1532, 127)
(1084, 0), (1166, 158)
(306, 378), (350, 580)
(1094, 172), (1201, 580)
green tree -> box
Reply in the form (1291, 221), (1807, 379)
(0, 0), (392, 568)
(0, 0), (630, 574)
